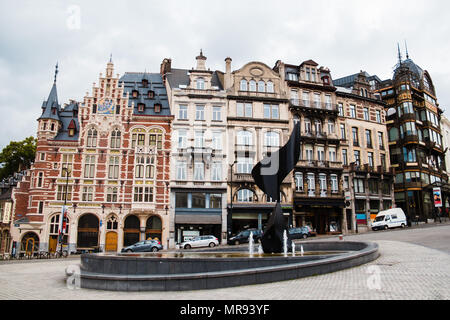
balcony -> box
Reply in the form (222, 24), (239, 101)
(234, 144), (256, 154)
(297, 160), (343, 170)
(290, 99), (338, 112)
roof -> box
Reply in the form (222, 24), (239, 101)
(333, 72), (382, 88)
(394, 58), (424, 80)
(119, 72), (171, 116)
(52, 101), (80, 141)
(166, 68), (224, 90)
(38, 82), (61, 121)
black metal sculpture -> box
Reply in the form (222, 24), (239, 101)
(251, 122), (301, 253)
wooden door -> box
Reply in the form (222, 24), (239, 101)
(105, 232), (118, 252)
(49, 236), (58, 253)
(26, 239), (35, 255)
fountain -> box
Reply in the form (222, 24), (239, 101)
(291, 241), (295, 256)
(72, 123), (379, 291)
(249, 232), (254, 256)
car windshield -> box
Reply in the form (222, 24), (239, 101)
(375, 216), (385, 222)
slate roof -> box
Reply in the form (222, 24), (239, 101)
(38, 82), (61, 121)
(333, 72), (382, 88)
(166, 68), (224, 90)
(119, 72), (171, 116)
(394, 58), (424, 79)
(52, 101), (80, 141)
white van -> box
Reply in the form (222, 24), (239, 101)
(371, 208), (408, 231)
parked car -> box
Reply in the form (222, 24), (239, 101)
(181, 235), (219, 249)
(303, 225), (317, 237)
(288, 227), (309, 239)
(227, 229), (263, 245)
(121, 240), (163, 253)
(372, 208), (408, 231)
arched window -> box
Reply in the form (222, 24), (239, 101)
(149, 128), (163, 149)
(257, 81), (265, 92)
(240, 79), (248, 91)
(237, 189), (255, 202)
(267, 81), (274, 93)
(86, 129), (97, 147)
(196, 78), (205, 90)
(264, 131), (280, 147)
(110, 129), (121, 149)
(49, 214), (70, 235)
(249, 80), (256, 92)
(236, 130), (253, 146)
(146, 216), (162, 240)
(106, 215), (118, 230)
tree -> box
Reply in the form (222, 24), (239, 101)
(0, 136), (37, 181)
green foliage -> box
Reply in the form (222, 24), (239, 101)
(0, 136), (37, 180)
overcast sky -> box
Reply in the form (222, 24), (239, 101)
(1, 0), (449, 149)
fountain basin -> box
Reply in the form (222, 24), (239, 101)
(76, 241), (379, 291)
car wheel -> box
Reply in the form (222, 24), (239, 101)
(384, 225), (388, 230)
(209, 242), (215, 248)
(302, 234), (307, 239)
(184, 244), (191, 249)
(151, 247), (158, 252)
(401, 224), (405, 228)
(126, 249), (132, 253)
(234, 240), (240, 245)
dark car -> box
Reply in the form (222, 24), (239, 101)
(288, 227), (309, 239)
(121, 240), (163, 253)
(227, 229), (263, 245)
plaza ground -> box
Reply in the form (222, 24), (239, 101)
(0, 223), (449, 300)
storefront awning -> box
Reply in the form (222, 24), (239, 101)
(175, 214), (222, 225)
(294, 198), (345, 209)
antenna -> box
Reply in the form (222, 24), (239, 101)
(397, 43), (402, 64)
(54, 62), (59, 83)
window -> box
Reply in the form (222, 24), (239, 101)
(237, 189), (254, 202)
(307, 173), (315, 194)
(325, 95), (332, 110)
(340, 124), (346, 139)
(305, 145), (313, 161)
(354, 150), (361, 165)
(381, 154), (386, 170)
(134, 187), (154, 202)
(61, 154), (73, 177)
(329, 147), (337, 162)
(352, 127), (359, 146)
(305, 119), (312, 133)
(240, 79), (248, 91)
(38, 201), (44, 214)
(317, 146), (325, 161)
(149, 129), (163, 149)
(176, 161), (187, 180)
(288, 73), (298, 81)
(338, 103), (344, 116)
(237, 157), (253, 174)
(212, 131), (222, 150)
(137, 134), (145, 146)
(195, 131), (205, 148)
(366, 130), (372, 148)
(175, 193), (188, 208)
(354, 178), (365, 193)
(86, 129), (97, 147)
(342, 149), (348, 166)
(211, 162), (222, 181)
(363, 108), (369, 121)
(236, 103), (252, 117)
(196, 105), (205, 120)
(237, 131), (253, 146)
(108, 156), (120, 180)
(84, 155), (96, 178)
(194, 162), (204, 181)
(368, 152), (374, 167)
(350, 105), (356, 118)
(82, 186), (94, 202)
(331, 175), (338, 193)
(145, 156), (155, 179)
(257, 81), (265, 92)
(212, 106), (222, 121)
(135, 156), (145, 179)
(40, 153), (46, 161)
(295, 172), (303, 191)
(315, 120), (322, 134)
(196, 78), (205, 90)
(210, 194), (222, 209)
(57, 185), (72, 201)
(369, 179), (378, 194)
(264, 132), (280, 147)
(178, 130), (187, 149)
(328, 120), (335, 134)
(376, 110), (381, 123)
(267, 81), (274, 93)
(263, 104), (279, 119)
(179, 105), (188, 120)
(305, 68), (311, 81)
(110, 129), (121, 149)
(107, 187), (118, 203)
(378, 132), (384, 149)
(107, 216), (118, 230)
(314, 93), (321, 108)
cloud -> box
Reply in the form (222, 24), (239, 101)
(0, 0), (449, 149)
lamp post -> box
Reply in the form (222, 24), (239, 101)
(59, 167), (71, 256)
(228, 161), (238, 238)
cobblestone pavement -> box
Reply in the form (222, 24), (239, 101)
(1, 225), (449, 300)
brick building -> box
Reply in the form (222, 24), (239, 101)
(10, 59), (173, 254)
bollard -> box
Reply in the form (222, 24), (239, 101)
(339, 234), (344, 241)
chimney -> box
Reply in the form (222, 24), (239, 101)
(160, 58), (172, 76)
(224, 57), (232, 90)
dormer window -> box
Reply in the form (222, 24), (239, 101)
(196, 78), (205, 90)
(322, 76), (330, 85)
(51, 123), (55, 131)
(154, 104), (161, 113)
(142, 79), (148, 87)
(132, 90), (139, 98)
(138, 103), (145, 113)
(51, 107), (56, 115)
(68, 129), (75, 137)
(148, 90), (155, 99)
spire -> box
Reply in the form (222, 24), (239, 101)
(54, 62), (59, 83)
(405, 40), (409, 59)
(397, 43), (402, 64)
(109, 53), (113, 63)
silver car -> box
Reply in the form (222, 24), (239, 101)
(181, 235), (219, 249)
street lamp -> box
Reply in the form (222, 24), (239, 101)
(228, 161), (238, 238)
(59, 167), (71, 256)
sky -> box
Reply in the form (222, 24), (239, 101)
(1, 0), (449, 149)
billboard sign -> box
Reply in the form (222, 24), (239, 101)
(433, 188), (442, 208)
